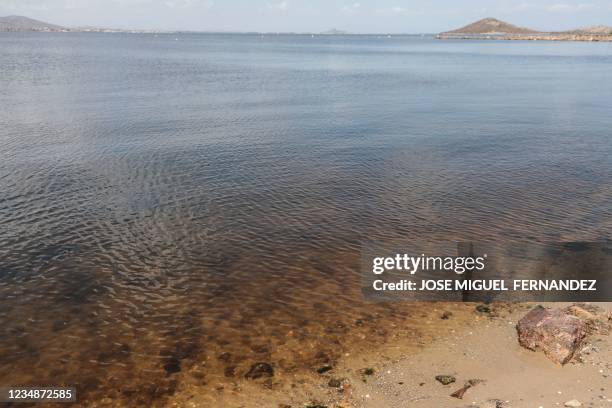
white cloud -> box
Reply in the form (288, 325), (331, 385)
(546, 2), (596, 12)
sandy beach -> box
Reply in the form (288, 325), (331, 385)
(350, 303), (611, 408)
(166, 303), (611, 408)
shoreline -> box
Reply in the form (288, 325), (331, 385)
(437, 34), (612, 42)
(166, 303), (611, 407)
(4, 30), (612, 42)
(348, 302), (611, 408)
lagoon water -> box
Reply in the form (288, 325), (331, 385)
(1, 33), (612, 405)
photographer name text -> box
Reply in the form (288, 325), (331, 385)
(372, 279), (598, 292)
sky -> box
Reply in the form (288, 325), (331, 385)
(1, 0), (612, 33)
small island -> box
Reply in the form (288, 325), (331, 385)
(438, 17), (612, 42)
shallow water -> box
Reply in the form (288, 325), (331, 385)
(1, 33), (612, 405)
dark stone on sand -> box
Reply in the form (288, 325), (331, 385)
(516, 305), (587, 365)
(314, 351), (331, 364)
(218, 352), (232, 362)
(362, 367), (375, 376)
(316, 365), (333, 374)
(476, 305), (491, 314)
(481, 399), (505, 408)
(245, 362), (274, 379)
(450, 379), (484, 399)
(464, 400), (505, 408)
(328, 378), (342, 388)
(120, 387), (137, 397)
(441, 311), (453, 320)
(163, 358), (182, 375)
(251, 344), (270, 353)
(435, 375), (456, 385)
(224, 366), (236, 377)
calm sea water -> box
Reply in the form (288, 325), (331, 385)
(1, 33), (612, 405)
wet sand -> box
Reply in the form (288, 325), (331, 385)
(350, 302), (612, 408)
(167, 303), (611, 407)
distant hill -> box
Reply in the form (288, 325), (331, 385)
(320, 28), (348, 35)
(438, 18), (612, 42)
(442, 18), (539, 35)
(571, 25), (612, 34)
(0, 15), (65, 32)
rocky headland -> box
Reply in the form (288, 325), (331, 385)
(0, 15), (66, 32)
(438, 18), (612, 42)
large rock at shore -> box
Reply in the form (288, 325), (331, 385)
(516, 306), (587, 365)
(244, 362), (274, 379)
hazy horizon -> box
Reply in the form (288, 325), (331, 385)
(1, 0), (612, 33)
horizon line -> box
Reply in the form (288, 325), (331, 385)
(2, 14), (610, 36)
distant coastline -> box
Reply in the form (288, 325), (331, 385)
(437, 33), (612, 42)
(0, 16), (187, 34)
(437, 17), (612, 42)
(0, 16), (393, 35)
(2, 14), (612, 42)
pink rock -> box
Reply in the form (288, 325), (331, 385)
(516, 305), (587, 365)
